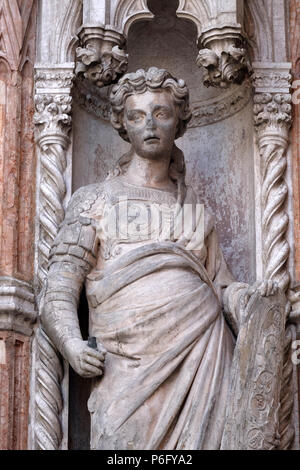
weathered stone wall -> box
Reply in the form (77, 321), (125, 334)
(0, 0), (37, 450)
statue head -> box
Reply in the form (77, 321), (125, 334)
(110, 67), (192, 143)
(109, 68), (191, 187)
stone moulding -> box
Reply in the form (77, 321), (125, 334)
(253, 62), (293, 94)
(190, 80), (252, 127)
(73, 77), (252, 127)
(0, 277), (36, 336)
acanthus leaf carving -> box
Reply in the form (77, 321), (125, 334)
(75, 25), (128, 88)
(77, 45), (128, 88)
(197, 43), (252, 88)
(254, 93), (292, 137)
(34, 94), (72, 145)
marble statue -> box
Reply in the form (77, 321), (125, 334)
(41, 67), (285, 450)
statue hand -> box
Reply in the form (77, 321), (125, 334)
(63, 338), (106, 378)
(241, 280), (279, 309)
(247, 279), (279, 297)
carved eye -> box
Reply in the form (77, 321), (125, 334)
(156, 110), (168, 119)
(129, 112), (144, 123)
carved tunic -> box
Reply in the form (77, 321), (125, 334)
(42, 176), (246, 450)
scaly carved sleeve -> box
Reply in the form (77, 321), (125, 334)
(41, 186), (99, 358)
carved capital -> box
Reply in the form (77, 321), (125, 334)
(76, 25), (128, 88)
(254, 93), (292, 140)
(196, 27), (252, 88)
(34, 94), (72, 147)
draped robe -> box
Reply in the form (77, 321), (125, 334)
(81, 177), (237, 450)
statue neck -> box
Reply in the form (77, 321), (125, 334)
(124, 152), (176, 192)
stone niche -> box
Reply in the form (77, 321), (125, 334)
(70, 0), (255, 449)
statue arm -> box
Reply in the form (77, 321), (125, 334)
(41, 186), (105, 376)
(204, 227), (248, 335)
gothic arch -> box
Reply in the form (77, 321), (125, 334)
(54, 0), (83, 63)
(112, 0), (154, 38)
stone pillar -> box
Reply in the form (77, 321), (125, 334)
(0, 0), (37, 449)
(33, 65), (74, 450)
(253, 63), (292, 292)
(253, 62), (295, 449)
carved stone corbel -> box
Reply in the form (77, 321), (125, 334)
(75, 25), (128, 88)
(175, 0), (252, 88)
(196, 26), (252, 88)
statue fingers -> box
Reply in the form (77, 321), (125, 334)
(86, 347), (106, 362)
(83, 353), (105, 369)
(258, 280), (268, 297)
(80, 361), (103, 377)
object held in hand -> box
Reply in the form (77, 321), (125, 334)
(88, 336), (98, 350)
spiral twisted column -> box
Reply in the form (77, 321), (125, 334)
(253, 64), (296, 449)
(33, 67), (74, 450)
(253, 64), (292, 292)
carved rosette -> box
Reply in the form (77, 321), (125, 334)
(253, 91), (292, 292)
(34, 67), (74, 450)
(196, 27), (252, 88)
(76, 25), (128, 88)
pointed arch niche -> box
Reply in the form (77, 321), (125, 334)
(72, 0), (255, 285)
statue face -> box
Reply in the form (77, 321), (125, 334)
(123, 90), (179, 160)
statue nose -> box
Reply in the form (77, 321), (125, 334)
(145, 114), (156, 129)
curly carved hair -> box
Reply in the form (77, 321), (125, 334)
(110, 67), (192, 142)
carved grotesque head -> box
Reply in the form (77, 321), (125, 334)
(110, 67), (192, 143)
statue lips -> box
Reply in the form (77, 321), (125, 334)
(144, 134), (160, 144)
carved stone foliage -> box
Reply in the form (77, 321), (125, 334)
(74, 0), (251, 89)
(254, 93), (292, 134)
(177, 0), (252, 87)
(197, 42), (252, 89)
(76, 25), (128, 88)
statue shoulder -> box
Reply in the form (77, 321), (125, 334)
(64, 182), (106, 224)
